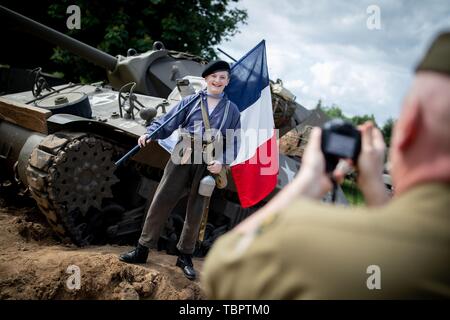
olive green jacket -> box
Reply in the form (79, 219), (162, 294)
(202, 183), (450, 299)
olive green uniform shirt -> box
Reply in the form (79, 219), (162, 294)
(202, 183), (450, 299)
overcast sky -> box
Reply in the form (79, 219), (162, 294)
(218, 0), (450, 124)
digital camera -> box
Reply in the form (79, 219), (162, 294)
(321, 119), (361, 173)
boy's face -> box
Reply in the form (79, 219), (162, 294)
(205, 70), (230, 95)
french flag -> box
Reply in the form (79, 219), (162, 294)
(225, 40), (279, 208)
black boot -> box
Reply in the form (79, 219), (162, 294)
(176, 253), (196, 280)
(119, 244), (149, 264)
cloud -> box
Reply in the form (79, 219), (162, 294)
(310, 62), (336, 87)
(283, 79), (305, 89)
(222, 0), (450, 124)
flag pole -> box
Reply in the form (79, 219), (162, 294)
(115, 93), (200, 167)
(217, 48), (237, 62)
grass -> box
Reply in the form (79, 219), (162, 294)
(341, 179), (365, 206)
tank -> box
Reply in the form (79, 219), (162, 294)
(0, 6), (346, 253)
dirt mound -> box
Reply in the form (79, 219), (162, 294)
(0, 191), (205, 300)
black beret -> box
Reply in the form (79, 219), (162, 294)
(416, 32), (450, 75)
(202, 60), (231, 78)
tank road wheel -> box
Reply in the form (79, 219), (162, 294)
(25, 132), (120, 245)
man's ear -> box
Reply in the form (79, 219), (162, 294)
(398, 98), (421, 151)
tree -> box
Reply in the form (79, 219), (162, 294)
(320, 103), (380, 128)
(1, 0), (247, 82)
(351, 114), (378, 128)
(381, 117), (395, 146)
(321, 104), (350, 122)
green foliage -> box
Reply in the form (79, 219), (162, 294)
(341, 179), (365, 206)
(381, 117), (395, 147)
(351, 114), (377, 126)
(319, 100), (397, 145)
(46, 0), (247, 82)
(322, 104), (351, 122)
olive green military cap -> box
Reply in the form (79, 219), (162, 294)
(416, 32), (450, 75)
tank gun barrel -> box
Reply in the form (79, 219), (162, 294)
(0, 5), (118, 71)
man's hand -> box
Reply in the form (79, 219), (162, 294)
(293, 127), (334, 199)
(331, 122), (389, 206)
(207, 160), (222, 174)
(138, 134), (150, 147)
(354, 122), (390, 206)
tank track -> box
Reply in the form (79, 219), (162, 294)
(25, 132), (121, 245)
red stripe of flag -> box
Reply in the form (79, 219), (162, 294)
(231, 132), (278, 208)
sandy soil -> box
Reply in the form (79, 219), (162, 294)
(0, 191), (205, 300)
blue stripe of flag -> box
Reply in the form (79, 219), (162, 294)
(224, 40), (270, 112)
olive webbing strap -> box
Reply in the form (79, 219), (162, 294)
(200, 98), (214, 164)
(200, 97), (212, 139)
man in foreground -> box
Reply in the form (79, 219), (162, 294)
(202, 33), (450, 299)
